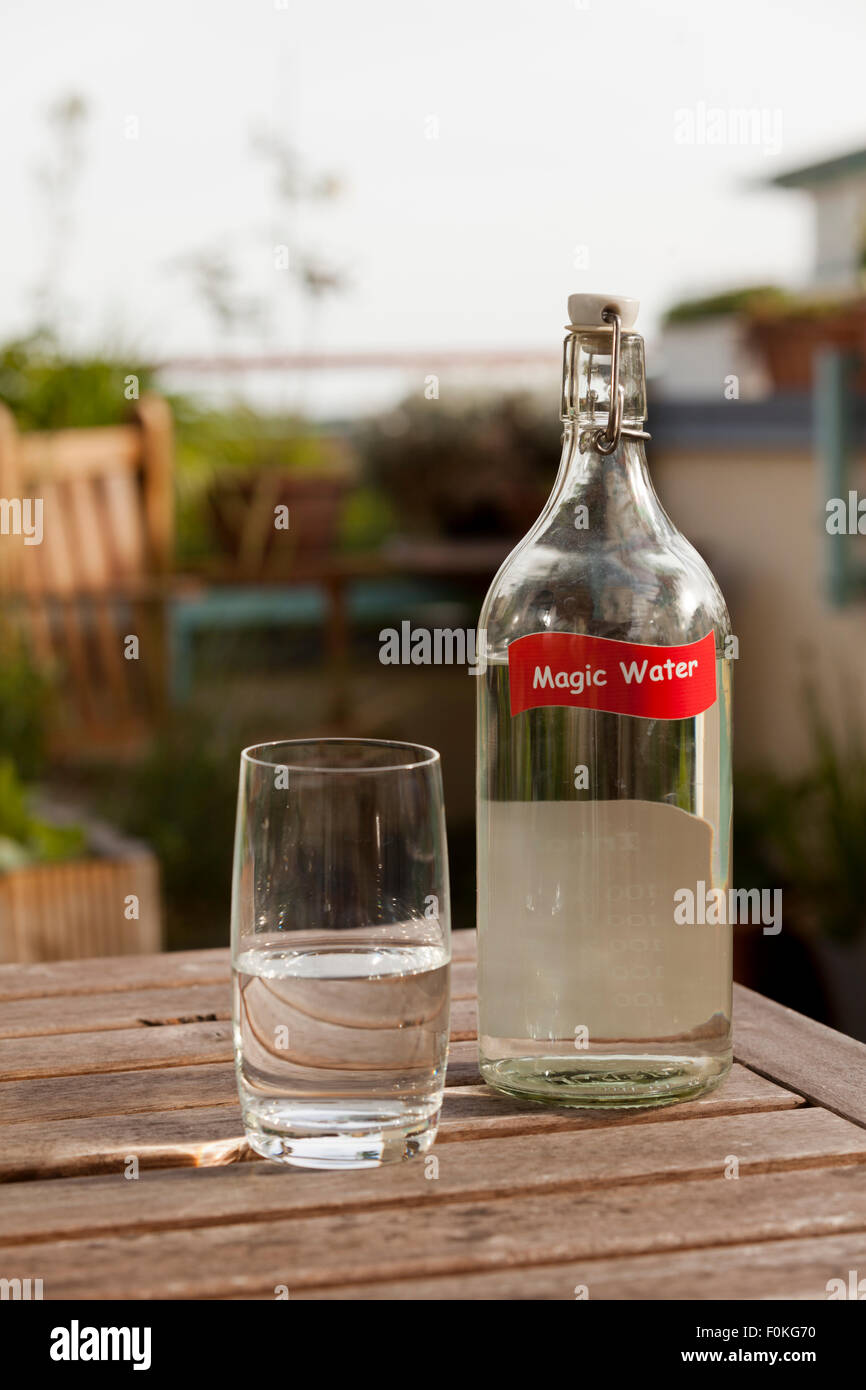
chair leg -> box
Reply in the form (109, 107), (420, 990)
(324, 576), (350, 725)
(170, 611), (194, 704)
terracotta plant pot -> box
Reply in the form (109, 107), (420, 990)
(747, 299), (866, 391)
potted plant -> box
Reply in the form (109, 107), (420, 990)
(179, 410), (356, 577)
(356, 392), (558, 540)
(746, 295), (866, 392)
(657, 285), (788, 399)
(733, 687), (866, 1040)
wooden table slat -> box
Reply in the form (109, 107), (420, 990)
(2, 1165), (865, 1300)
(0, 949), (231, 1001)
(0, 985), (475, 1042)
(733, 982), (866, 1129)
(0, 1062), (237, 1125)
(0, 1006), (478, 1081)
(289, 1230), (866, 1302)
(0, 945), (477, 1003)
(0, 984), (232, 1039)
(0, 1057), (799, 1129)
(0, 1020), (236, 1080)
(0, 1070), (809, 1186)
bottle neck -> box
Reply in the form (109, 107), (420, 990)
(544, 328), (661, 528)
(549, 331), (665, 537)
(561, 325), (648, 435)
(550, 425), (661, 528)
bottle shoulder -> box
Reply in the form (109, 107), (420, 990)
(480, 524), (731, 652)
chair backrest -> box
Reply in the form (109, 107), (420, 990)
(0, 396), (174, 751)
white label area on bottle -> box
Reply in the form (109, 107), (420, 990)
(477, 798), (731, 1046)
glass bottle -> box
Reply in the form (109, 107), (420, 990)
(476, 294), (733, 1107)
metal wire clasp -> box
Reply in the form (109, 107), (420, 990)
(594, 307), (626, 454)
(563, 305), (651, 454)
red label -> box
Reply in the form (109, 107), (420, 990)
(508, 630), (717, 720)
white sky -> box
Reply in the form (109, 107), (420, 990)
(0, 0), (864, 364)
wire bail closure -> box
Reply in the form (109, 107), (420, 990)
(594, 307), (625, 454)
(562, 305), (651, 454)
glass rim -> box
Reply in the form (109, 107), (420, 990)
(240, 737), (441, 774)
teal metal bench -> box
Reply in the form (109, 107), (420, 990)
(169, 579), (473, 700)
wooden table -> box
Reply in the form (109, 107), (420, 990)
(1, 930), (865, 1301)
(173, 539), (511, 720)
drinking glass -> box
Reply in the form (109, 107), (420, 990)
(231, 738), (451, 1169)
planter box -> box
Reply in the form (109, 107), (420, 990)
(0, 823), (161, 963)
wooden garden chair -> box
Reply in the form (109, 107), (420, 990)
(0, 396), (174, 754)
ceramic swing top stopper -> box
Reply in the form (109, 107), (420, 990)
(567, 293), (640, 331)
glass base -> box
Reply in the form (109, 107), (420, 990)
(480, 1052), (732, 1109)
(241, 1097), (441, 1170)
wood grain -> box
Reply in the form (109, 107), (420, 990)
(0, 1063), (239, 1125)
(0, 1050), (479, 1125)
(0, 1020), (235, 1080)
(290, 1230), (866, 1301)
(734, 983), (866, 1128)
(0, 1062), (796, 1135)
(0, 1106), (250, 1183)
(0, 948), (230, 1001)
(435, 1067), (802, 1140)
(1, 929), (862, 1302)
(2, 1164), (865, 1299)
(0, 1069), (806, 1185)
(0, 1094), (829, 1236)
(449, 930), (477, 960)
(0, 1001), (476, 1079)
(436, 1040), (481, 1084)
(0, 852), (161, 967)
(0, 984), (232, 1038)
(0, 948), (475, 1002)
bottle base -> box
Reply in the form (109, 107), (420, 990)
(479, 1052), (732, 1109)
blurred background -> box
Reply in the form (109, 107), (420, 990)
(2, 0), (866, 1038)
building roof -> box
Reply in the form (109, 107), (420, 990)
(770, 147), (866, 189)
(648, 392), (866, 449)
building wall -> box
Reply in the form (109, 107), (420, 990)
(652, 444), (866, 772)
(812, 176), (866, 289)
